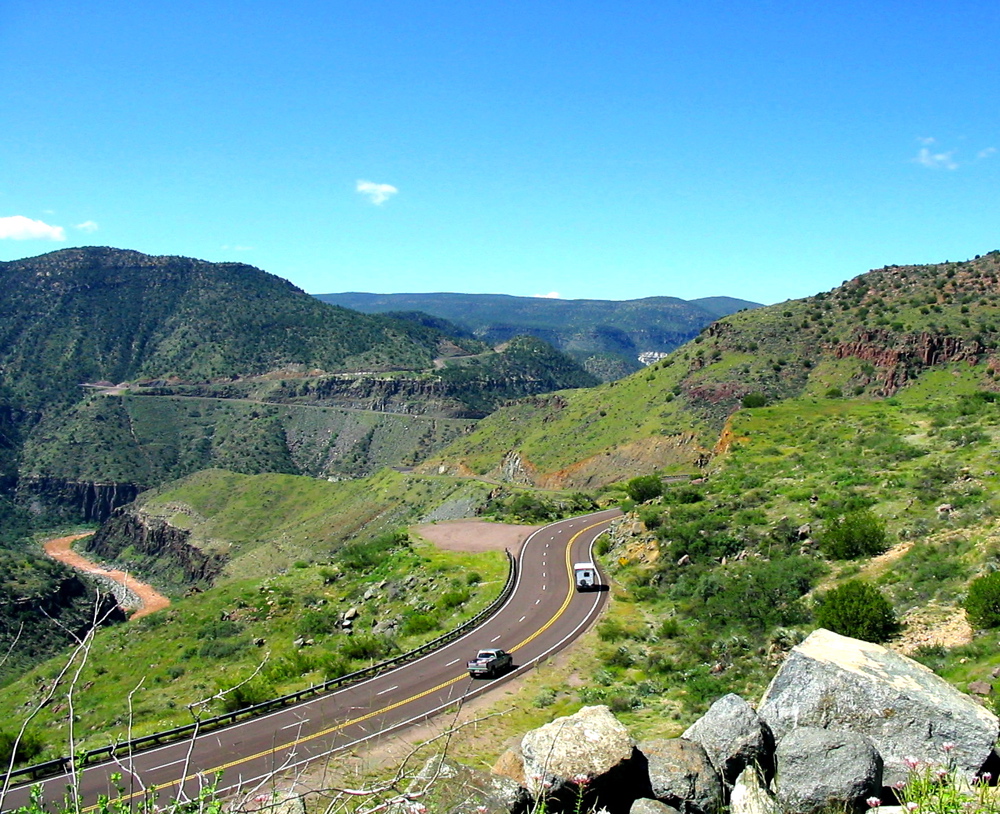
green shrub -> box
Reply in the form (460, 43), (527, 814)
(0, 728), (44, 768)
(814, 580), (900, 642)
(741, 392), (768, 408)
(965, 572), (1000, 628)
(820, 509), (888, 559)
(340, 634), (397, 661)
(400, 613), (439, 637)
(624, 474), (663, 504)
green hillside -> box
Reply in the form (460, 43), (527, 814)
(425, 252), (1000, 488)
(0, 469), (511, 754)
(1, 249), (597, 521)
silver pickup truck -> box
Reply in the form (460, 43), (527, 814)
(467, 648), (513, 678)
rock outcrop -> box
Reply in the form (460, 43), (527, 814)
(773, 727), (882, 814)
(758, 628), (999, 785)
(87, 508), (227, 589)
(682, 693), (775, 786)
(15, 475), (142, 522)
(485, 630), (998, 814)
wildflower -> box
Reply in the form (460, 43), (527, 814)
(906, 803), (918, 812)
(867, 797), (882, 808)
(904, 757), (921, 770)
(942, 742), (957, 753)
(892, 781), (907, 791)
(983, 772), (993, 783)
(573, 774), (591, 786)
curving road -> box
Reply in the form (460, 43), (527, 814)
(1, 509), (619, 811)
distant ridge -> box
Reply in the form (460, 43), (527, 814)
(315, 291), (763, 380)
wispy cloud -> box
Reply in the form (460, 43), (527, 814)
(914, 146), (958, 170)
(75, 220), (99, 233)
(356, 179), (398, 205)
(978, 147), (996, 160)
(534, 291), (561, 299)
(0, 215), (66, 240)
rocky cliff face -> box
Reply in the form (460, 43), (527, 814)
(15, 476), (143, 523)
(87, 509), (227, 590)
(834, 329), (985, 395)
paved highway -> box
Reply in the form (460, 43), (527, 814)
(2, 509), (620, 811)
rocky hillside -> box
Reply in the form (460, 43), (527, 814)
(1, 249), (598, 521)
(424, 251), (1000, 489)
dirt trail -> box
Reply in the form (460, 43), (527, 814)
(43, 533), (171, 620)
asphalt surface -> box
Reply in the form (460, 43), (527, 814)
(1, 509), (619, 811)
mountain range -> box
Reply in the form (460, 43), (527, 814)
(316, 291), (762, 380)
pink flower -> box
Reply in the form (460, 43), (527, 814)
(904, 757), (921, 770)
(892, 781), (907, 791)
(942, 742), (956, 753)
(983, 772), (993, 782)
(573, 774), (591, 786)
(906, 803), (918, 812)
(867, 797), (881, 808)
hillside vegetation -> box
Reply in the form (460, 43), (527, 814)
(425, 251), (1000, 489)
(1, 249), (597, 520)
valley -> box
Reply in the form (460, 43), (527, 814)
(5, 247), (1000, 811)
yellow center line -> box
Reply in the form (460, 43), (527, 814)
(83, 516), (609, 811)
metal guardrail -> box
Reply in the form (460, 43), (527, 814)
(6, 550), (518, 785)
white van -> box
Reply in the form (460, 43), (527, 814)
(574, 562), (599, 591)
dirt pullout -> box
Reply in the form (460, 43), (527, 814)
(412, 520), (542, 555)
(43, 533), (171, 620)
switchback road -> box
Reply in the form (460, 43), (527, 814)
(2, 509), (620, 811)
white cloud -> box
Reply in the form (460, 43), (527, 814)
(0, 215), (66, 240)
(917, 136), (936, 146)
(533, 291), (561, 299)
(914, 147), (958, 170)
(75, 220), (99, 233)
(978, 147), (997, 160)
(356, 179), (398, 205)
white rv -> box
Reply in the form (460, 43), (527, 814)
(574, 562), (598, 591)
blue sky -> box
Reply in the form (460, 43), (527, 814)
(2, 1), (998, 305)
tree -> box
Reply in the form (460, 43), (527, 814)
(814, 580), (900, 643)
(624, 475), (663, 504)
(820, 509), (888, 560)
(965, 571), (1000, 628)
(741, 392), (767, 409)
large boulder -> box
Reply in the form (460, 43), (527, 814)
(520, 705), (644, 813)
(682, 693), (775, 785)
(773, 727), (882, 814)
(637, 738), (723, 814)
(758, 629), (999, 785)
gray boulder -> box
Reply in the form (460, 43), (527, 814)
(758, 628), (999, 785)
(682, 693), (775, 785)
(521, 704), (643, 813)
(637, 738), (723, 814)
(774, 727), (883, 814)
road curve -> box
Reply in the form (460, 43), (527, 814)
(2, 509), (620, 811)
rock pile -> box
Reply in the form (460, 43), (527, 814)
(479, 629), (999, 814)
